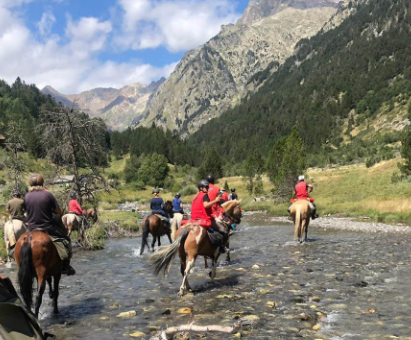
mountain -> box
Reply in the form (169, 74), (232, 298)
(137, 0), (340, 135)
(187, 0), (411, 164)
(41, 79), (165, 130)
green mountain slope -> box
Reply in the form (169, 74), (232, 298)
(188, 0), (411, 163)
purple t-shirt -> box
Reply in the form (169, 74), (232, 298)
(24, 190), (60, 231)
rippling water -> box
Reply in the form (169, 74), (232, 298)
(3, 213), (411, 340)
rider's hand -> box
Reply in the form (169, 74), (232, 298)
(215, 196), (222, 203)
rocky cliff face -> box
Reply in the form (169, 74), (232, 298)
(138, 0), (340, 135)
(42, 79), (164, 130)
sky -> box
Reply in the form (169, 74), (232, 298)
(0, 0), (250, 94)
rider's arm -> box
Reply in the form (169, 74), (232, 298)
(5, 202), (10, 214)
(203, 194), (221, 209)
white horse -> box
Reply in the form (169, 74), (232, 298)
(171, 212), (184, 240)
(4, 219), (27, 262)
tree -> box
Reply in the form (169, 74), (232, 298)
(124, 155), (142, 183)
(273, 127), (307, 199)
(398, 98), (411, 178)
(38, 107), (109, 204)
(138, 153), (169, 187)
(267, 137), (287, 184)
(197, 147), (223, 181)
(243, 149), (264, 194)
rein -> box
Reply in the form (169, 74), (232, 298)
(224, 210), (241, 224)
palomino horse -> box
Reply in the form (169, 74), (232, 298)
(15, 231), (63, 317)
(171, 212), (184, 240)
(151, 200), (242, 296)
(290, 200), (311, 243)
(62, 207), (97, 237)
(140, 201), (174, 255)
(3, 219), (27, 262)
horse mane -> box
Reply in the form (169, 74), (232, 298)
(221, 200), (241, 213)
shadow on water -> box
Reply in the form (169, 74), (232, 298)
(191, 273), (241, 294)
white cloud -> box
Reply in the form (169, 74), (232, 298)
(0, 3), (174, 93)
(117, 0), (240, 52)
(37, 9), (56, 37)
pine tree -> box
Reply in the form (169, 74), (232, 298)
(197, 147), (223, 180)
(399, 99), (411, 178)
(243, 149), (264, 194)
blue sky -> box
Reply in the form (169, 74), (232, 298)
(0, 0), (251, 93)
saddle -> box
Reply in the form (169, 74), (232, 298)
(154, 214), (167, 221)
(207, 229), (223, 248)
(28, 229), (70, 261)
(290, 197), (315, 204)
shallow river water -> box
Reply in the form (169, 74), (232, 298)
(4, 213), (411, 340)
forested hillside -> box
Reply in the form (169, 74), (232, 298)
(0, 78), (58, 158)
(188, 0), (411, 164)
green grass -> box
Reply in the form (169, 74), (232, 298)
(0, 228), (7, 260)
(99, 211), (141, 232)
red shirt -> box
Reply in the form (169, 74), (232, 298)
(295, 181), (309, 199)
(190, 192), (212, 228)
(208, 184), (225, 218)
(222, 191), (229, 201)
(69, 199), (84, 215)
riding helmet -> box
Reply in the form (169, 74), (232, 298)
(70, 193), (76, 199)
(231, 188), (236, 192)
(175, 193), (181, 198)
(12, 191), (21, 197)
(152, 189), (160, 194)
(198, 180), (209, 189)
(206, 174), (215, 184)
(29, 174), (44, 187)
(298, 175), (305, 181)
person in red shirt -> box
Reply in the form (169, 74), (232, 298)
(289, 175), (318, 219)
(68, 193), (89, 227)
(190, 180), (226, 252)
(206, 174), (225, 218)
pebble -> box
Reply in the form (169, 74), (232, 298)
(251, 264), (260, 270)
(266, 301), (276, 308)
(129, 331), (146, 337)
(116, 310), (136, 317)
(312, 324), (321, 331)
(177, 307), (192, 314)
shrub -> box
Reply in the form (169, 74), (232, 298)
(181, 185), (197, 196)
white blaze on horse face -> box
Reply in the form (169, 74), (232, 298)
(195, 226), (203, 245)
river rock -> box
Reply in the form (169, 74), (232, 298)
(177, 307), (192, 314)
(129, 331), (146, 337)
(312, 324), (321, 331)
(251, 264), (260, 270)
(266, 301), (276, 308)
(259, 289), (270, 295)
(310, 296), (321, 302)
(116, 310), (136, 317)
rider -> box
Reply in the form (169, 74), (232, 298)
(68, 193), (88, 226)
(289, 175), (318, 220)
(191, 180), (226, 252)
(24, 174), (76, 275)
(150, 189), (171, 232)
(173, 193), (184, 214)
(206, 174), (225, 219)
(229, 188), (238, 201)
(6, 191), (26, 221)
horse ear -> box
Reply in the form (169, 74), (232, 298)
(236, 199), (242, 204)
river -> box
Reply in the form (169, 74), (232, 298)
(3, 213), (411, 339)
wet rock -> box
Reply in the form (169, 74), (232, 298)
(312, 324), (321, 331)
(116, 310), (136, 317)
(259, 289), (270, 295)
(177, 307), (192, 314)
(266, 301), (276, 308)
(251, 264), (260, 270)
(162, 308), (171, 315)
(129, 331), (146, 337)
(365, 308), (377, 314)
(310, 296), (321, 302)
(243, 315), (260, 321)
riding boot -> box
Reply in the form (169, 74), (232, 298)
(311, 205), (319, 220)
(61, 259), (76, 276)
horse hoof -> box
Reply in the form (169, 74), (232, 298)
(53, 309), (59, 315)
(177, 291), (184, 297)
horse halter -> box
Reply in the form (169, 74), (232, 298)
(224, 206), (242, 224)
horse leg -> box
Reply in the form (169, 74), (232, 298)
(300, 219), (306, 244)
(52, 272), (61, 314)
(158, 236), (161, 248)
(151, 236), (156, 252)
(225, 239), (231, 263)
(167, 232), (173, 244)
(304, 219), (309, 242)
(47, 277), (54, 299)
(178, 255), (196, 297)
(68, 224), (72, 237)
(34, 276), (46, 318)
(204, 256), (209, 269)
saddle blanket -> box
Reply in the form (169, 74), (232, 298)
(48, 235), (70, 261)
(154, 214), (167, 221)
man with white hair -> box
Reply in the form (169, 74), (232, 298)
(289, 175), (318, 219)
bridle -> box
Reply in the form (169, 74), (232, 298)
(223, 206), (242, 224)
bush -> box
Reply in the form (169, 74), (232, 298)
(0, 179), (6, 185)
(78, 223), (107, 250)
(181, 185), (197, 196)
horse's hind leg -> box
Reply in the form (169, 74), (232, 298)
(151, 237), (156, 252)
(47, 277), (54, 299)
(158, 236), (161, 248)
(52, 272), (61, 314)
(167, 232), (173, 244)
(34, 276), (46, 318)
(225, 239), (230, 262)
(178, 255), (195, 297)
(304, 220), (309, 242)
(300, 220), (306, 244)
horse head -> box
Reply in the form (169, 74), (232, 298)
(165, 200), (174, 218)
(222, 200), (242, 224)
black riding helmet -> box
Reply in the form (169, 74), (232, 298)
(12, 191), (21, 198)
(197, 179), (209, 190)
(175, 193), (181, 198)
(206, 174), (215, 184)
(231, 188), (236, 192)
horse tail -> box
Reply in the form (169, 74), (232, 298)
(140, 218), (151, 255)
(18, 237), (35, 310)
(295, 205), (302, 239)
(151, 227), (189, 277)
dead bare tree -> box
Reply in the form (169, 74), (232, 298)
(38, 106), (110, 205)
(4, 121), (27, 195)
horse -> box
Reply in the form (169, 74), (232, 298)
(62, 207), (97, 237)
(3, 219), (27, 262)
(290, 200), (311, 243)
(151, 200), (242, 296)
(15, 231), (63, 317)
(171, 212), (184, 240)
(140, 201), (174, 255)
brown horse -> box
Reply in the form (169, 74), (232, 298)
(140, 201), (174, 255)
(15, 231), (63, 317)
(62, 207), (97, 237)
(290, 200), (311, 243)
(151, 200), (242, 296)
